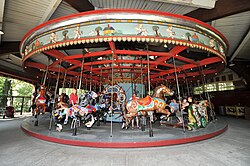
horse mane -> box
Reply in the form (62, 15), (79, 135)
(152, 85), (163, 97)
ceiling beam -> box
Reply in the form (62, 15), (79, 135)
(199, 57), (222, 66)
(64, 50), (112, 60)
(175, 54), (198, 65)
(185, 0), (250, 22)
(229, 28), (250, 62)
(0, 0), (6, 44)
(155, 46), (187, 63)
(64, 0), (94, 12)
(0, 70), (38, 84)
(0, 41), (20, 55)
(151, 0), (216, 9)
(39, 0), (62, 24)
(0, 61), (39, 83)
(150, 56), (223, 79)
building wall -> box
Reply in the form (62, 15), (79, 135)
(207, 68), (246, 89)
(210, 90), (250, 112)
(194, 68), (249, 112)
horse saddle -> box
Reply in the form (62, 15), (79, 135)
(37, 98), (46, 104)
(86, 105), (97, 113)
(136, 95), (153, 106)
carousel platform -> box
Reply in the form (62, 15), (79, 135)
(21, 113), (228, 148)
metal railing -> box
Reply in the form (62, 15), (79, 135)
(0, 95), (32, 115)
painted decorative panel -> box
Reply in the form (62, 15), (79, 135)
(20, 10), (228, 61)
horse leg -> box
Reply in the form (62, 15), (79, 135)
(34, 107), (38, 118)
(131, 116), (139, 129)
(96, 112), (100, 126)
(122, 114), (131, 129)
(64, 108), (69, 124)
(121, 116), (126, 129)
(42, 105), (46, 114)
(49, 110), (55, 131)
(32, 107), (35, 116)
(157, 107), (171, 118)
(85, 114), (95, 129)
(123, 112), (136, 129)
(34, 106), (41, 126)
(148, 111), (154, 137)
(140, 116), (146, 131)
(136, 116), (140, 128)
(131, 115), (139, 129)
(34, 110), (39, 126)
(72, 118), (77, 136)
(131, 118), (135, 129)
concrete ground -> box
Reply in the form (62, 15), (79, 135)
(0, 115), (249, 166)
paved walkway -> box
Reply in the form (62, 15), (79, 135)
(0, 116), (249, 166)
(0, 112), (32, 120)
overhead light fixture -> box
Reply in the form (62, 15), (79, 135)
(84, 48), (89, 53)
(229, 63), (235, 67)
(6, 55), (12, 62)
(0, 30), (4, 35)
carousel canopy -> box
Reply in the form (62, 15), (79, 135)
(0, 0), (249, 88)
(20, 9), (228, 86)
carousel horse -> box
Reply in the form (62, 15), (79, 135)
(124, 84), (174, 129)
(54, 91), (100, 132)
(80, 91), (98, 106)
(187, 100), (209, 131)
(54, 104), (99, 132)
(34, 85), (47, 126)
(64, 91), (98, 124)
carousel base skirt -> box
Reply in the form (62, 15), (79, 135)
(21, 113), (227, 148)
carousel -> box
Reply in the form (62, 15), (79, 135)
(20, 9), (228, 148)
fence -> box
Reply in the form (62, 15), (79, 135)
(0, 95), (32, 115)
(225, 105), (245, 118)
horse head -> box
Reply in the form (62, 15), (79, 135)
(154, 84), (174, 98)
(160, 84), (174, 96)
(90, 91), (98, 99)
(80, 91), (98, 106)
(39, 85), (46, 95)
(40, 85), (46, 90)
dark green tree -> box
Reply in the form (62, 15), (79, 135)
(11, 79), (34, 112)
(11, 79), (33, 96)
(1, 78), (11, 107)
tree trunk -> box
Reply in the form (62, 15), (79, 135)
(2, 79), (11, 107)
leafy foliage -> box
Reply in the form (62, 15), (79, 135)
(11, 79), (33, 96)
(0, 76), (34, 111)
(0, 76), (5, 95)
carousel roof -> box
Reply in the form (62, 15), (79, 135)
(0, 0), (249, 88)
(19, 9), (228, 87)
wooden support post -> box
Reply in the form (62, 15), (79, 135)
(20, 97), (24, 115)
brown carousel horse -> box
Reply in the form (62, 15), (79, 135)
(124, 84), (174, 129)
(34, 85), (47, 126)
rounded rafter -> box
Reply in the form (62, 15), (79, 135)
(20, 9), (228, 85)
